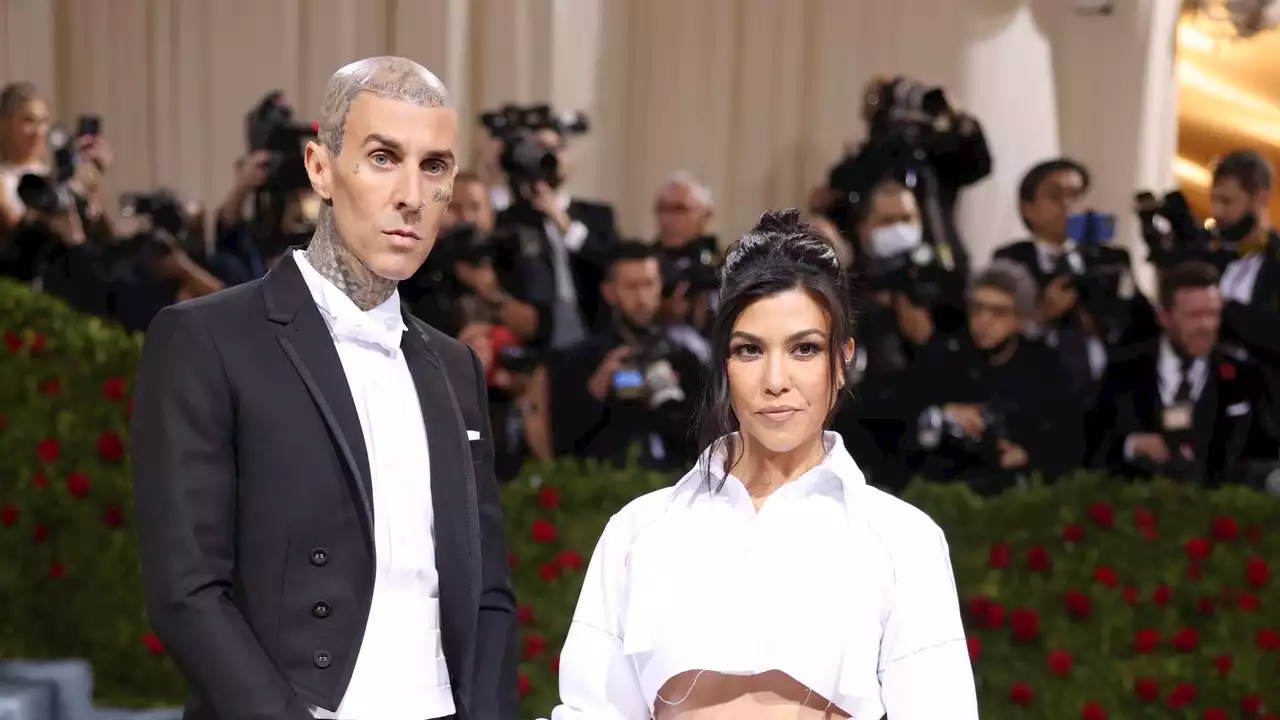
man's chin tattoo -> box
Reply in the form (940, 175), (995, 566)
(304, 215), (397, 311)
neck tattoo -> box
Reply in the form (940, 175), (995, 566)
(304, 209), (397, 311)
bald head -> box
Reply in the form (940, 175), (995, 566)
(319, 56), (450, 157)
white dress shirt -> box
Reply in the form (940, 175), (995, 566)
(1122, 337), (1208, 462)
(549, 432), (977, 720)
(294, 251), (455, 720)
(1221, 252), (1263, 305)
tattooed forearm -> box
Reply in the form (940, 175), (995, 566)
(432, 186), (452, 204)
(304, 208), (397, 311)
(320, 56), (450, 156)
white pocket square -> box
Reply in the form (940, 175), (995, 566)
(467, 429), (481, 441)
(1227, 402), (1251, 417)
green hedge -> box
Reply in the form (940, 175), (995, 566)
(3, 280), (1279, 720)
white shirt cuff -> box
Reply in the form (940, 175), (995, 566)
(562, 220), (590, 253)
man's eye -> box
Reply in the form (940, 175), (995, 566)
(370, 152), (392, 166)
(425, 160), (447, 174)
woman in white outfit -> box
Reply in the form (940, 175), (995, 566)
(548, 210), (979, 719)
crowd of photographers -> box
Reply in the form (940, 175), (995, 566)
(2, 76), (1278, 493)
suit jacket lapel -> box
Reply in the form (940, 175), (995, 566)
(264, 254), (375, 545)
(401, 319), (480, 705)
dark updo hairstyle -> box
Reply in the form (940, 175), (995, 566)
(695, 208), (855, 484)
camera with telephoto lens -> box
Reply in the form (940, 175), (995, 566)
(16, 127), (80, 215)
(116, 190), (194, 266)
(870, 77), (958, 152)
(1134, 189), (1237, 273)
(612, 331), (685, 410)
(497, 344), (541, 376)
(246, 92), (318, 192)
(861, 240), (947, 308)
(660, 234), (721, 296)
(479, 104), (589, 192)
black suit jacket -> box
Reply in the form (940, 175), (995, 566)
(130, 254), (517, 720)
(1093, 340), (1277, 487)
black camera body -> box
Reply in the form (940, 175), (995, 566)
(480, 104), (588, 196)
(497, 344), (540, 376)
(1134, 189), (1237, 273)
(246, 92), (317, 192)
(861, 243), (947, 308)
(660, 235), (720, 296)
(871, 77), (955, 152)
(16, 127), (80, 215)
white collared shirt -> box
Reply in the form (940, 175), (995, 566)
(548, 432), (978, 720)
(1221, 252), (1263, 305)
(294, 251), (454, 720)
(1157, 336), (1208, 406)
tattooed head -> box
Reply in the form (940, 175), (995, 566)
(303, 57), (459, 302)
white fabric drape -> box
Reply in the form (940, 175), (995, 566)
(0, 0), (1179, 278)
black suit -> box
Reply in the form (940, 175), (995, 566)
(130, 254), (517, 720)
(1093, 340), (1278, 488)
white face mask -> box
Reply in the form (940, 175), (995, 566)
(868, 222), (923, 258)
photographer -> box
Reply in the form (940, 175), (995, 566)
(827, 75), (991, 328)
(653, 171), (719, 332)
(833, 179), (938, 492)
(542, 241), (708, 471)
(1215, 151), (1280, 359)
(994, 159), (1159, 405)
(485, 105), (619, 349)
(1095, 262), (1278, 488)
(904, 261), (1083, 495)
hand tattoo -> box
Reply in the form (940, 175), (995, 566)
(304, 209), (397, 311)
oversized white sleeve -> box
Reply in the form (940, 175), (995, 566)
(548, 515), (650, 720)
(876, 525), (979, 719)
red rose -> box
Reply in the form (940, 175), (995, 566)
(30, 333), (45, 353)
(983, 601), (1005, 629)
(538, 562), (558, 583)
(1134, 677), (1159, 703)
(1213, 653), (1232, 674)
(141, 632), (164, 654)
(1185, 537), (1211, 561)
(1205, 709), (1228, 720)
(103, 506), (124, 528)
(555, 549), (584, 572)
(530, 518), (557, 543)
(1087, 501), (1114, 528)
(40, 378), (60, 396)
(1186, 562), (1203, 580)
(1219, 362), (1236, 380)
(1140, 525), (1157, 540)
(1010, 608), (1039, 641)
(537, 485), (560, 510)
(1009, 682), (1034, 706)
(522, 633), (547, 659)
(1256, 629), (1280, 651)
(1171, 627), (1199, 652)
(1093, 566), (1117, 588)
(966, 595), (991, 620)
(1151, 584), (1172, 607)
(1246, 556), (1269, 588)
(516, 605), (534, 624)
(1122, 586), (1140, 605)
(4, 331), (22, 353)
(1080, 701), (1106, 720)
(1212, 516), (1239, 541)
(1241, 695), (1263, 716)
(1132, 506), (1155, 529)
(102, 377), (127, 401)
(0, 504), (17, 526)
(550, 655), (560, 674)
(33, 524), (48, 543)
(96, 431), (124, 462)
(65, 471), (90, 498)
(988, 542), (1011, 569)
(32, 472), (47, 488)
(1133, 629), (1160, 654)
(1061, 523), (1083, 543)
(1167, 682), (1197, 710)
(1239, 592), (1259, 612)
(1047, 649), (1072, 675)
(36, 438), (60, 463)
(1197, 596), (1215, 615)
(1025, 545), (1051, 573)
(1246, 525), (1262, 543)
(1064, 589), (1091, 619)
(966, 635), (981, 661)
(518, 673), (530, 698)
(48, 562), (64, 579)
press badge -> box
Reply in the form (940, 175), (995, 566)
(1162, 402), (1193, 431)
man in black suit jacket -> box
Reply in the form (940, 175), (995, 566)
(131, 57), (516, 720)
(1094, 261), (1278, 487)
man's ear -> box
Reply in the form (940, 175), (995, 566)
(304, 141), (333, 202)
(600, 279), (617, 308)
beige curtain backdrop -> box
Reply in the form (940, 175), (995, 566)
(0, 0), (1179, 275)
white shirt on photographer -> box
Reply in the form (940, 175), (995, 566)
(0, 162), (48, 216)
